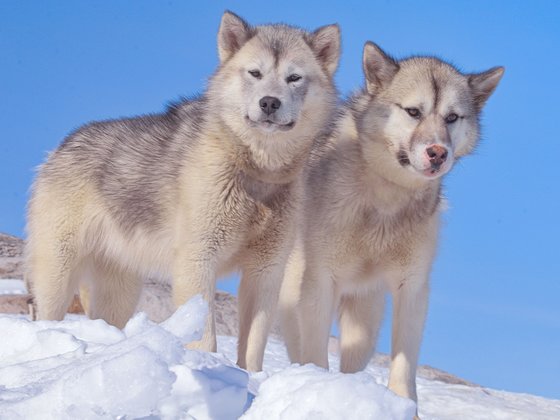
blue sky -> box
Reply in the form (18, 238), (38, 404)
(1, 1), (559, 399)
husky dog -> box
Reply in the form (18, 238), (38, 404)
(279, 42), (503, 403)
(26, 11), (340, 371)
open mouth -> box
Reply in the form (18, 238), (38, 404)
(245, 116), (295, 132)
(422, 167), (443, 178)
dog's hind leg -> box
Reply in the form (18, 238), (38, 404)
(338, 290), (384, 373)
(85, 259), (142, 329)
(28, 235), (81, 322)
(78, 283), (91, 315)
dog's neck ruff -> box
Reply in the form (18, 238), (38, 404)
(236, 146), (307, 185)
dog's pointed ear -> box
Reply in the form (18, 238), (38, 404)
(218, 11), (253, 63)
(309, 24), (341, 77)
(468, 66), (505, 111)
(363, 41), (399, 95)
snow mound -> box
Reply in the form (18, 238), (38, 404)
(0, 296), (248, 420)
(241, 364), (416, 420)
(1, 295), (559, 420)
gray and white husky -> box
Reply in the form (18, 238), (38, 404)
(26, 11), (340, 371)
(279, 42), (503, 405)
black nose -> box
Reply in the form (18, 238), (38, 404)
(259, 96), (281, 115)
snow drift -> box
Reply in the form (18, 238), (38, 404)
(1, 291), (559, 419)
(0, 296), (417, 419)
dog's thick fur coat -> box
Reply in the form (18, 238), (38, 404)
(26, 11), (340, 371)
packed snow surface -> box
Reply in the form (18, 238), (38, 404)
(0, 296), (559, 419)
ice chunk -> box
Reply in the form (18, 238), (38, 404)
(159, 358), (249, 420)
(160, 294), (208, 343)
(0, 317), (85, 366)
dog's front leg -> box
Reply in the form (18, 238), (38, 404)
(298, 264), (335, 370)
(173, 248), (218, 352)
(387, 270), (430, 404)
(237, 232), (292, 372)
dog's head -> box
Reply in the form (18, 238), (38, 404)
(359, 42), (504, 183)
(208, 12), (340, 166)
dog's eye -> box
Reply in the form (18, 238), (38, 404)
(405, 107), (421, 119)
(248, 70), (262, 79)
(445, 113), (459, 124)
(286, 74), (302, 83)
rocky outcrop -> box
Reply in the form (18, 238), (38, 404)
(0, 233), (24, 279)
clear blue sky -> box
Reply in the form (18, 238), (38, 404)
(1, 1), (559, 399)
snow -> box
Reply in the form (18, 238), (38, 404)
(1, 296), (559, 420)
(240, 364), (416, 420)
(0, 296), (248, 420)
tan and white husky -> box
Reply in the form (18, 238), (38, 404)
(26, 11), (340, 371)
(279, 41), (503, 404)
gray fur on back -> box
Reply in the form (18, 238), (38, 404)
(42, 99), (206, 232)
